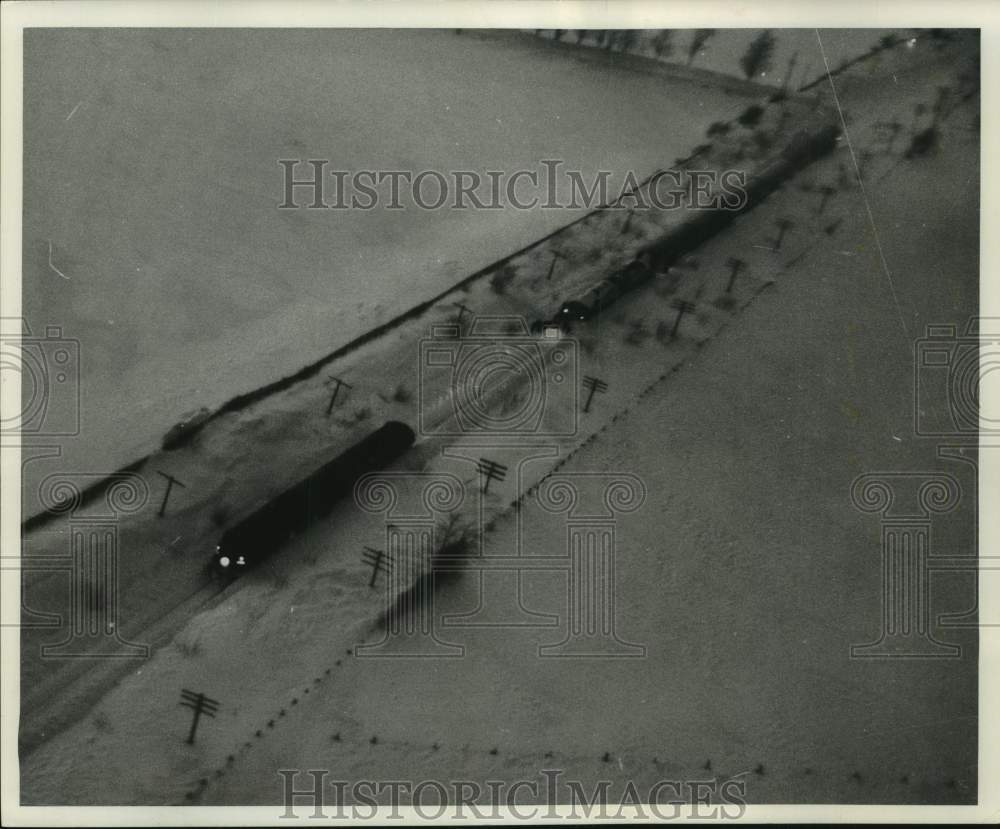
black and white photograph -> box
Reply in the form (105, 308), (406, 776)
(0, 1), (996, 824)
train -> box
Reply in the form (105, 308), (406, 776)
(557, 254), (656, 322)
(211, 420), (415, 575)
(554, 123), (840, 325)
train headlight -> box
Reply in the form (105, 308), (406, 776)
(219, 556), (230, 568)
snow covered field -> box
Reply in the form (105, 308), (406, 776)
(17, 78), (835, 752)
(21, 28), (766, 512)
(19, 30), (979, 807)
(19, 28), (901, 519)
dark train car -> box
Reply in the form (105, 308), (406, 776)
(609, 257), (655, 292)
(558, 257), (655, 321)
(559, 279), (619, 322)
(212, 420), (415, 574)
(556, 125), (841, 325)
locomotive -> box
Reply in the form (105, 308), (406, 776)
(211, 420), (415, 575)
(558, 255), (656, 322)
(556, 123), (840, 325)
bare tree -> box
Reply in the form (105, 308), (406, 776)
(606, 30), (628, 52)
(687, 28), (716, 66)
(619, 30), (639, 53)
(782, 50), (799, 91)
(739, 30), (776, 81)
(650, 30), (674, 60)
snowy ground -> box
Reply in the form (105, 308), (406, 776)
(18, 28), (904, 520)
(19, 30), (978, 807)
(20, 27), (768, 514)
(17, 78), (835, 753)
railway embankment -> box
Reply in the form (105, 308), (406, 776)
(20, 82), (841, 756)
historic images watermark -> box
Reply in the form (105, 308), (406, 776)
(4, 471), (151, 658)
(351, 311), (647, 657)
(0, 317), (81, 439)
(851, 317), (999, 659)
(914, 317), (999, 438)
(277, 768), (748, 821)
(418, 315), (578, 438)
(353, 470), (468, 658)
(0, 317), (152, 658)
(353, 467), (647, 659)
(277, 159), (748, 211)
(850, 471), (965, 658)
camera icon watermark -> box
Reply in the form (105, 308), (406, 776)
(353, 471), (468, 657)
(0, 317), (81, 438)
(418, 315), (578, 437)
(3, 471), (150, 658)
(532, 471), (647, 658)
(849, 471), (975, 659)
(914, 317), (999, 438)
(351, 462), (646, 659)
